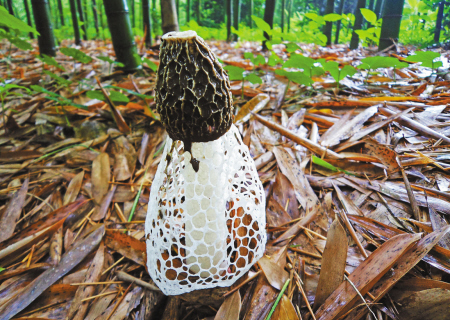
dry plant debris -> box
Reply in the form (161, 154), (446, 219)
(0, 37), (449, 320)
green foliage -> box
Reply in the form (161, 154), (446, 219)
(97, 56), (125, 68)
(405, 51), (443, 69)
(275, 69), (312, 86)
(0, 5), (38, 35)
(244, 52), (266, 67)
(43, 70), (72, 87)
(0, 29), (32, 50)
(38, 55), (65, 71)
(224, 65), (262, 84)
(312, 155), (353, 175)
(323, 61), (357, 83)
(87, 90), (130, 104)
(358, 56), (409, 70)
(31, 85), (86, 109)
(268, 52), (283, 67)
(354, 9), (382, 46)
(60, 47), (93, 64)
(143, 58), (158, 72)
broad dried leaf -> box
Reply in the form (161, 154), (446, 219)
(396, 288), (450, 320)
(314, 219), (348, 310)
(214, 290), (241, 320)
(235, 93), (270, 125)
(315, 233), (421, 320)
(63, 170), (84, 205)
(91, 153), (110, 204)
(258, 256), (289, 290)
(271, 295), (299, 320)
(0, 177), (28, 242)
(67, 241), (105, 320)
(0, 225), (105, 320)
(105, 230), (146, 265)
(365, 138), (400, 172)
(113, 136), (137, 181)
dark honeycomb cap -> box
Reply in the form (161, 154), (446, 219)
(156, 31), (234, 144)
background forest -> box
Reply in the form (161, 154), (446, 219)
(2, 0), (450, 49)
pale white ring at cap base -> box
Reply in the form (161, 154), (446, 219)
(162, 30), (198, 41)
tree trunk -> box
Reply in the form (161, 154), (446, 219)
(334, 0), (345, 44)
(57, 0), (64, 26)
(281, 0), (285, 33)
(186, 0), (190, 22)
(368, 0), (375, 11)
(131, 0), (135, 28)
(249, 0), (253, 28)
(92, 0), (99, 36)
(378, 0), (405, 50)
(263, 0), (276, 49)
(196, 0), (201, 26)
(83, 0), (89, 32)
(69, 0), (81, 44)
(323, 0), (335, 45)
(24, 0), (35, 39)
(226, 0), (232, 42)
(233, 0), (240, 40)
(349, 0), (365, 49)
(434, 1), (444, 43)
(76, 0), (87, 40)
(161, 0), (179, 34)
(103, 0), (141, 71)
(374, 0), (384, 18)
(287, 0), (292, 32)
(6, 0), (14, 16)
(31, 0), (56, 56)
(176, 0), (180, 23)
(143, 0), (152, 46)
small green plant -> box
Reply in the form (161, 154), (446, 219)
(355, 9), (382, 46)
(358, 56), (409, 81)
(0, 81), (30, 130)
(97, 55), (125, 74)
(224, 65), (262, 97)
(60, 47), (93, 71)
(142, 58), (158, 72)
(87, 90), (130, 104)
(323, 61), (357, 87)
(38, 54), (65, 71)
(405, 51), (443, 72)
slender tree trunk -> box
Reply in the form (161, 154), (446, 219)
(92, 0), (99, 36)
(378, 0), (405, 50)
(76, 0), (87, 40)
(31, 0), (57, 56)
(334, 0), (345, 43)
(103, 0), (141, 71)
(368, 0), (375, 11)
(349, 0), (365, 49)
(69, 0), (81, 45)
(281, 0), (285, 33)
(57, 0), (64, 26)
(233, 0), (240, 40)
(143, 0), (152, 46)
(6, 0), (14, 15)
(176, 0), (179, 23)
(434, 1), (444, 43)
(249, 0), (253, 28)
(186, 0), (190, 22)
(131, 0), (135, 28)
(196, 0), (201, 25)
(226, 0), (232, 42)
(323, 0), (335, 45)
(287, 0), (292, 32)
(374, 0), (384, 18)
(161, 0), (179, 34)
(263, 0), (276, 49)
(24, 0), (35, 39)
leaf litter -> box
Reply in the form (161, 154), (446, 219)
(0, 38), (450, 320)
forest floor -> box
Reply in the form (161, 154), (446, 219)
(0, 37), (450, 320)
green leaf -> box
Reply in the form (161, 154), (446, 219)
(224, 65), (245, 80)
(405, 51), (443, 69)
(275, 69), (313, 86)
(43, 70), (71, 86)
(31, 85), (87, 109)
(268, 52), (283, 67)
(104, 85), (153, 100)
(0, 6), (38, 35)
(253, 54), (266, 66)
(97, 55), (124, 67)
(60, 47), (93, 64)
(0, 30), (32, 50)
(283, 53), (315, 70)
(243, 52), (253, 60)
(38, 54), (65, 71)
(323, 61), (340, 82)
(312, 155), (353, 175)
(285, 42), (301, 53)
(142, 58), (157, 71)
(252, 15), (272, 35)
(360, 8), (377, 25)
(361, 56), (408, 69)
(340, 65), (357, 80)
(87, 90), (130, 104)
(245, 73), (263, 84)
(323, 13), (343, 22)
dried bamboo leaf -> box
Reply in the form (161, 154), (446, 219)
(214, 290), (241, 320)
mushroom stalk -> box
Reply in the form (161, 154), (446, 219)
(145, 31), (266, 295)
